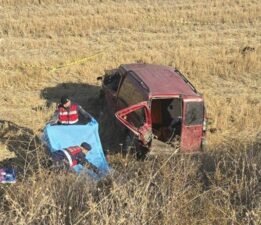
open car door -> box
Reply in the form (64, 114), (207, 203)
(115, 101), (152, 145)
(181, 99), (204, 152)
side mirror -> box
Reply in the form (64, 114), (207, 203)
(97, 76), (103, 81)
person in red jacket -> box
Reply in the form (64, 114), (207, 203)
(50, 95), (92, 125)
(51, 142), (97, 171)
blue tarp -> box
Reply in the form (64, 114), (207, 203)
(43, 119), (110, 178)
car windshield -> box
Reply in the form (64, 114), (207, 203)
(185, 102), (204, 125)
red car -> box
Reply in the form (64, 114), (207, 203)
(98, 64), (207, 154)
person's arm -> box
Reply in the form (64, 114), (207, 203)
(48, 109), (59, 124)
(76, 152), (87, 165)
(76, 152), (99, 174)
(77, 105), (92, 120)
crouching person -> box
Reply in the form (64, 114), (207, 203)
(51, 142), (98, 173)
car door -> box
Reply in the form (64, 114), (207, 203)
(180, 99), (204, 152)
(115, 101), (152, 145)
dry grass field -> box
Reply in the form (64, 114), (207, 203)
(0, 0), (260, 224)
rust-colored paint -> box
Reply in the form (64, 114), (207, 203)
(151, 100), (162, 124)
(115, 101), (152, 144)
(101, 64), (206, 153)
(121, 64), (199, 97)
(180, 125), (203, 152)
(180, 99), (204, 152)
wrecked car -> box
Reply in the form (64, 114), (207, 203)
(98, 64), (207, 154)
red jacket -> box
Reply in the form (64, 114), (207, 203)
(62, 146), (85, 168)
(58, 104), (79, 124)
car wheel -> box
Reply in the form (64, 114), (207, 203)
(122, 133), (136, 155)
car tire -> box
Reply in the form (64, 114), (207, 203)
(122, 132), (136, 155)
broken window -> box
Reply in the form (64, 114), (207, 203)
(185, 102), (204, 126)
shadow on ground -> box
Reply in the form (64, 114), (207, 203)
(41, 82), (102, 118)
(0, 120), (49, 176)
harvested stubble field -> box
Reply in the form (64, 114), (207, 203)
(0, 0), (260, 224)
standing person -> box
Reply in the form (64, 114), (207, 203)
(51, 142), (96, 171)
(50, 95), (92, 125)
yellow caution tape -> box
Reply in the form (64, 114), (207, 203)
(48, 50), (105, 72)
(15, 50), (106, 73)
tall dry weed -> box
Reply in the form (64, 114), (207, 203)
(1, 140), (260, 224)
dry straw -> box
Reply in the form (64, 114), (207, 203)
(0, 0), (260, 224)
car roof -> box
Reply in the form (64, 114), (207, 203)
(120, 63), (200, 98)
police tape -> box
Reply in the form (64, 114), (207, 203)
(161, 19), (226, 26)
(48, 50), (105, 72)
(18, 50), (105, 73)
